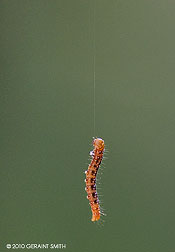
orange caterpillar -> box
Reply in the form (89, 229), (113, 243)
(85, 137), (105, 221)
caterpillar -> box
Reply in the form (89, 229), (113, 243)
(85, 137), (105, 221)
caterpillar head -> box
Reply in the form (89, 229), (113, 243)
(93, 138), (105, 151)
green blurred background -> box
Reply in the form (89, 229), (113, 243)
(1, 0), (175, 251)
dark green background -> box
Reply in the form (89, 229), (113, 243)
(1, 1), (175, 251)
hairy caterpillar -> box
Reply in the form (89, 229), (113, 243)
(85, 137), (105, 221)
